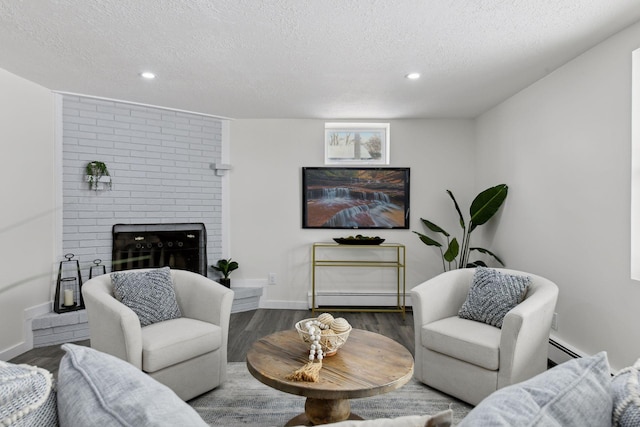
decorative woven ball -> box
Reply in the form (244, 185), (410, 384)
(330, 317), (351, 333)
(317, 312), (334, 327)
(295, 318), (351, 356)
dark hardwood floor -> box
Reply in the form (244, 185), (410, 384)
(9, 309), (414, 378)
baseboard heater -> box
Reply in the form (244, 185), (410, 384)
(549, 339), (581, 358)
(308, 292), (411, 309)
(548, 338), (582, 367)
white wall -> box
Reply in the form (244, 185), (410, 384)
(0, 69), (55, 358)
(229, 119), (476, 307)
(476, 21), (640, 370)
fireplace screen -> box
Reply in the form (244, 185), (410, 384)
(112, 223), (207, 276)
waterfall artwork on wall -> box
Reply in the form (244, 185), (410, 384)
(302, 167), (410, 229)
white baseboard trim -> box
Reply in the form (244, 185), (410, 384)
(259, 299), (309, 310)
(0, 342), (26, 362)
(1, 301), (52, 361)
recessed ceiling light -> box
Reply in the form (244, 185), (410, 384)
(140, 71), (156, 79)
(405, 73), (420, 80)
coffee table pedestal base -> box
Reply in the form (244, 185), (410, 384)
(285, 398), (363, 426)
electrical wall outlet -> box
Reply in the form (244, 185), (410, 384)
(551, 312), (558, 330)
(268, 272), (277, 285)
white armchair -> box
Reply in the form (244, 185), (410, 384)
(82, 268), (234, 401)
(411, 268), (558, 406)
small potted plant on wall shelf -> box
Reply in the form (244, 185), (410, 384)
(211, 258), (239, 288)
(85, 161), (112, 191)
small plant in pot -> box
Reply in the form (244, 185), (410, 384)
(211, 258), (238, 288)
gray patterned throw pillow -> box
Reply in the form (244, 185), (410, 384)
(111, 267), (182, 327)
(0, 361), (58, 427)
(458, 267), (530, 328)
(612, 357), (640, 426)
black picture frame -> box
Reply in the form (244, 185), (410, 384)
(302, 167), (410, 229)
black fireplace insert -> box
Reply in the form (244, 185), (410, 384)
(112, 223), (208, 276)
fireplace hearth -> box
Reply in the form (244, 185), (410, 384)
(112, 223), (208, 276)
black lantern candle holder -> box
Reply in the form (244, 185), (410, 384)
(89, 258), (107, 279)
(54, 253), (85, 313)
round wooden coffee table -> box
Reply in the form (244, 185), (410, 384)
(246, 328), (414, 426)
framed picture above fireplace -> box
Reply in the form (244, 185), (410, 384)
(302, 167), (410, 229)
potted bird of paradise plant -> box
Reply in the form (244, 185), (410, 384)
(413, 184), (508, 272)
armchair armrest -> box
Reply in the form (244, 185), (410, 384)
(82, 276), (143, 369)
(171, 270), (234, 326)
(171, 270), (234, 370)
(410, 269), (475, 327)
(498, 274), (559, 387)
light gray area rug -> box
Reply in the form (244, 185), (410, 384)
(189, 362), (473, 426)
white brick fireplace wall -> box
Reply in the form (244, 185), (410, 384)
(27, 95), (232, 348)
(61, 94), (224, 279)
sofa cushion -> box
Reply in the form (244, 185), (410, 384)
(57, 343), (208, 427)
(0, 361), (57, 427)
(422, 316), (501, 370)
(111, 267), (182, 327)
(296, 409), (453, 427)
(458, 267), (530, 328)
(612, 357), (640, 426)
(458, 351), (612, 427)
(141, 317), (222, 373)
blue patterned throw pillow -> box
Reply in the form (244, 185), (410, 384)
(111, 267), (182, 327)
(458, 267), (530, 328)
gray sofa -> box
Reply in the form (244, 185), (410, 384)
(1, 343), (638, 426)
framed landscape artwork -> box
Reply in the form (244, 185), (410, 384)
(324, 123), (390, 165)
(302, 167), (410, 229)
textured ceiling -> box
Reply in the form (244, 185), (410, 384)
(1, 1), (640, 119)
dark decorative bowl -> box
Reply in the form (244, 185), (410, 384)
(333, 237), (385, 245)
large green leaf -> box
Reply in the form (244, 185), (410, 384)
(446, 190), (466, 229)
(420, 218), (450, 237)
(470, 247), (505, 266)
(469, 184), (508, 232)
(412, 231), (442, 247)
(443, 238), (459, 262)
(467, 260), (487, 268)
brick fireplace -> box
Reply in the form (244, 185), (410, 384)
(60, 94), (224, 282)
(30, 94), (262, 350)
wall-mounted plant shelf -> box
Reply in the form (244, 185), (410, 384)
(85, 175), (112, 190)
(85, 161), (112, 191)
